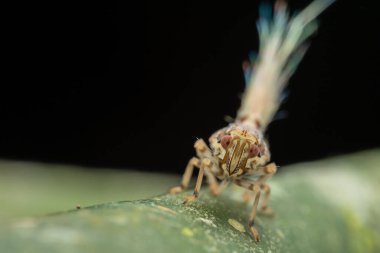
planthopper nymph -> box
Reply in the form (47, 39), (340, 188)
(169, 0), (334, 242)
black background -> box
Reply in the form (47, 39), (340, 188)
(1, 0), (379, 173)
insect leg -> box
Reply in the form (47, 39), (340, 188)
(258, 163), (277, 184)
(242, 190), (253, 203)
(256, 163), (276, 216)
(169, 138), (212, 194)
(208, 176), (229, 196)
(234, 179), (262, 242)
(169, 157), (200, 194)
(204, 168), (218, 195)
(245, 162), (277, 177)
(194, 139), (225, 195)
(260, 183), (274, 215)
(183, 158), (212, 204)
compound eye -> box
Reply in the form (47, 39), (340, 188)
(221, 135), (232, 149)
(248, 144), (259, 158)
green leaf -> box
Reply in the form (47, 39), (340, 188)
(1, 150), (380, 253)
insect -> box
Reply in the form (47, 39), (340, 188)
(169, 0), (334, 241)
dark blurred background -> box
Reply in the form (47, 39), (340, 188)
(1, 0), (379, 173)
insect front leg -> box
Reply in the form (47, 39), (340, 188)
(192, 139), (228, 197)
(170, 138), (219, 200)
(169, 139), (209, 194)
(183, 158), (212, 204)
(169, 157), (200, 194)
(234, 179), (262, 242)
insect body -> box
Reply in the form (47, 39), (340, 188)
(170, 0), (334, 241)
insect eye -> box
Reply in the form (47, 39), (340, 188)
(248, 144), (259, 158)
(221, 135), (232, 149)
